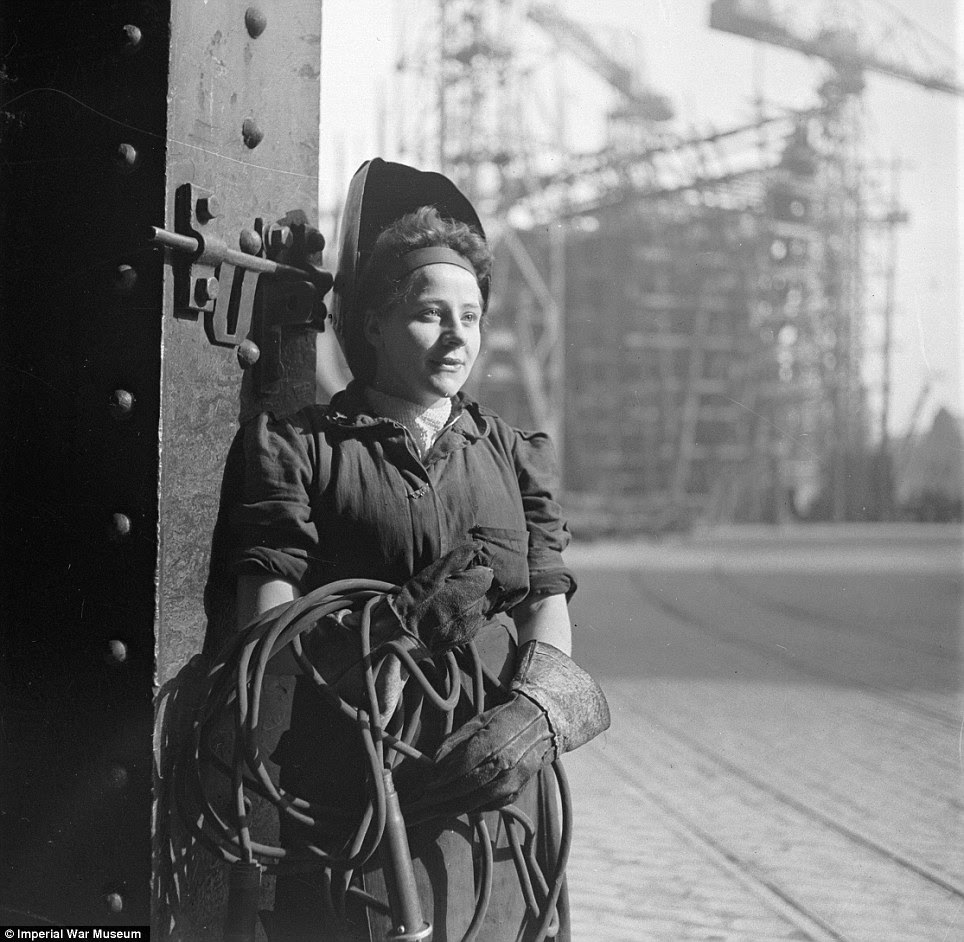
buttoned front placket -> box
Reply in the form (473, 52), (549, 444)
(419, 421), (475, 558)
(373, 420), (451, 568)
(320, 386), (495, 578)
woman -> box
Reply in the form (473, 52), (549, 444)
(228, 159), (608, 941)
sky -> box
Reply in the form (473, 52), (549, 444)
(318, 0), (961, 439)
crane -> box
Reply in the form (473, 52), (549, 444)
(709, 0), (960, 521)
(526, 2), (674, 122)
(709, 0), (964, 97)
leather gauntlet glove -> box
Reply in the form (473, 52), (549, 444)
(383, 541), (496, 652)
(298, 614), (420, 718)
(273, 542), (495, 715)
(405, 641), (610, 818)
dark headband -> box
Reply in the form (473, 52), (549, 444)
(383, 247), (479, 284)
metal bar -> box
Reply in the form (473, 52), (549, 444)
(149, 226), (310, 279)
(151, 226), (200, 255)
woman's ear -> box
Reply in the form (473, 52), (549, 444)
(362, 308), (381, 346)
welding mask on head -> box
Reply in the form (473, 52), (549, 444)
(329, 158), (488, 382)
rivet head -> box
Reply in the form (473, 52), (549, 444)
(245, 7), (268, 38)
(114, 143), (138, 173)
(237, 340), (261, 369)
(119, 24), (143, 52)
(105, 639), (128, 665)
(111, 264), (138, 295)
(108, 389), (136, 421)
(196, 195), (221, 223)
(241, 118), (264, 149)
(239, 228), (262, 255)
(104, 892), (124, 915)
(109, 513), (132, 542)
(194, 276), (219, 305)
(105, 765), (129, 791)
(107, 389), (137, 422)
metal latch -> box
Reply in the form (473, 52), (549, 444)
(150, 183), (332, 366)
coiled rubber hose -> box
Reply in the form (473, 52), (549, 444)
(174, 578), (572, 942)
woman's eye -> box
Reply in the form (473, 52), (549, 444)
(418, 308), (441, 320)
(462, 312), (480, 325)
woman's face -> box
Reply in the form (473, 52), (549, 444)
(364, 263), (483, 406)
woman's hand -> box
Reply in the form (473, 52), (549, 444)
(236, 572), (411, 719)
(405, 639), (610, 818)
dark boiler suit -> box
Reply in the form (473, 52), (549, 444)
(227, 380), (576, 942)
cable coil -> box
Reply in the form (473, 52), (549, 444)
(174, 579), (572, 942)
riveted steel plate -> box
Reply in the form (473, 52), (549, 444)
(153, 2), (323, 938)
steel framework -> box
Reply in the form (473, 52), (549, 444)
(389, 0), (958, 525)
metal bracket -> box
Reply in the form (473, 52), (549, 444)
(151, 184), (331, 367)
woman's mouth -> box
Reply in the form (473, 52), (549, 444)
(433, 357), (464, 370)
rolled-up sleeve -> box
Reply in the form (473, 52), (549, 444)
(231, 411), (319, 586)
(512, 429), (577, 600)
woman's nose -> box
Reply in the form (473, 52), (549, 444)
(441, 317), (467, 345)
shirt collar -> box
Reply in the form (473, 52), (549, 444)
(322, 380), (489, 442)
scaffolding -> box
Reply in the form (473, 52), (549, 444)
(394, 0), (673, 454)
(492, 115), (840, 529)
(388, 0), (958, 529)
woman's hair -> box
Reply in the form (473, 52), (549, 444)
(349, 206), (492, 381)
(359, 205), (491, 314)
